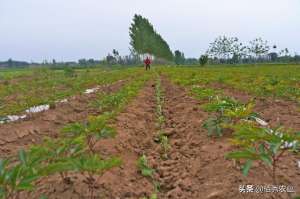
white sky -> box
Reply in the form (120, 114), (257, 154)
(0, 0), (300, 62)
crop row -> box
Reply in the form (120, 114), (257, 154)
(0, 72), (153, 199)
(192, 85), (300, 184)
(0, 68), (143, 116)
(158, 65), (300, 103)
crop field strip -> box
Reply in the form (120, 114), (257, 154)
(0, 66), (299, 199)
(0, 68), (142, 116)
(0, 71), (155, 199)
(0, 78), (132, 159)
(159, 69), (300, 198)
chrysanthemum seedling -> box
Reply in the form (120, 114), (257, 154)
(226, 121), (300, 184)
(158, 134), (171, 159)
(137, 155), (154, 178)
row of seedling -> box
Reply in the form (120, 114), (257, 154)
(193, 86), (300, 184)
(136, 76), (169, 199)
(0, 74), (152, 199)
(154, 77), (171, 160)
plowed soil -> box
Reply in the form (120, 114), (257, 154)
(0, 80), (126, 158)
(2, 77), (300, 199)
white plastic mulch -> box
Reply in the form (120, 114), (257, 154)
(0, 84), (104, 124)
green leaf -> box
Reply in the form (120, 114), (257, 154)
(259, 154), (272, 166)
(226, 150), (255, 160)
(242, 160), (252, 176)
(141, 168), (154, 177)
(18, 150), (27, 166)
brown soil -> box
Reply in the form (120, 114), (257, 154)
(2, 78), (300, 199)
(0, 80), (126, 158)
(26, 81), (158, 199)
(209, 83), (300, 131)
(147, 78), (299, 199)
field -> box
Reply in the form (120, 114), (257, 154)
(0, 65), (299, 199)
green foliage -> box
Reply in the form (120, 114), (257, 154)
(130, 14), (173, 61)
(202, 96), (240, 113)
(63, 67), (75, 77)
(0, 67), (141, 117)
(226, 121), (300, 182)
(0, 150), (42, 199)
(174, 50), (185, 65)
(62, 115), (116, 153)
(160, 135), (171, 159)
(71, 154), (121, 176)
(203, 117), (225, 137)
(202, 94), (257, 137)
(137, 155), (154, 178)
(199, 55), (208, 66)
(191, 86), (221, 101)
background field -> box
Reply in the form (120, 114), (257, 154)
(0, 64), (299, 199)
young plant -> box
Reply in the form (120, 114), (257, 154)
(62, 114), (116, 153)
(226, 121), (300, 184)
(159, 134), (171, 159)
(137, 155), (154, 178)
(71, 154), (121, 199)
(0, 150), (43, 199)
(203, 96), (257, 137)
(28, 137), (85, 183)
(203, 116), (225, 137)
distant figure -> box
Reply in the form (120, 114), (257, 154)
(144, 57), (151, 70)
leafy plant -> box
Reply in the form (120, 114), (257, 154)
(62, 115), (116, 153)
(226, 122), (300, 183)
(71, 154), (121, 199)
(159, 135), (171, 159)
(137, 155), (154, 178)
(0, 150), (42, 199)
(203, 117), (225, 137)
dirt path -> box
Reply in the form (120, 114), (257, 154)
(148, 78), (299, 199)
(0, 80), (126, 158)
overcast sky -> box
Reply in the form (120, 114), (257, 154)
(1, 0), (300, 62)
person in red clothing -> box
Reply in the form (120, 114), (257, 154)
(144, 56), (151, 70)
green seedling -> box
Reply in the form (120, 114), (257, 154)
(62, 115), (116, 153)
(137, 155), (154, 178)
(71, 154), (121, 199)
(28, 136), (85, 183)
(226, 121), (300, 184)
(0, 150), (42, 199)
(203, 117), (226, 137)
(160, 135), (171, 159)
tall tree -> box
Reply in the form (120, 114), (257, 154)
(129, 14), (173, 61)
(174, 50), (185, 65)
(247, 38), (270, 59)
